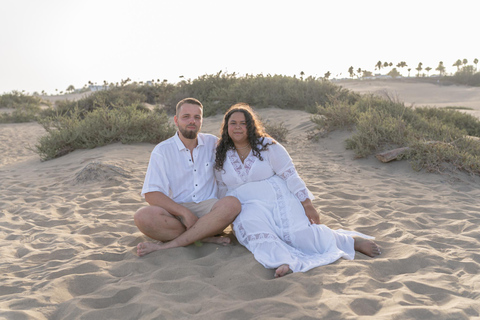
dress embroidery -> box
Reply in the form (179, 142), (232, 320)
(279, 168), (295, 180)
(295, 189), (309, 202)
(227, 149), (255, 182)
(269, 178), (294, 246)
(279, 167), (309, 202)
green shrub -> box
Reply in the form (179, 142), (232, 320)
(313, 94), (480, 176)
(312, 101), (358, 131)
(159, 72), (359, 115)
(46, 86), (148, 118)
(0, 103), (41, 123)
(414, 106), (480, 136)
(264, 121), (289, 142)
(0, 91), (41, 108)
(35, 104), (175, 160)
(405, 138), (480, 175)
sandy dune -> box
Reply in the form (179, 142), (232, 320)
(337, 79), (480, 119)
(1, 82), (480, 319)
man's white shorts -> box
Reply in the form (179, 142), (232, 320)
(181, 198), (218, 218)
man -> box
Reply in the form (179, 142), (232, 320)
(135, 98), (241, 256)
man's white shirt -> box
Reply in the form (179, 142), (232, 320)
(141, 132), (219, 203)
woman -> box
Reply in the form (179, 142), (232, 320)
(214, 103), (381, 278)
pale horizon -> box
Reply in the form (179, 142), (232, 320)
(1, 0), (478, 95)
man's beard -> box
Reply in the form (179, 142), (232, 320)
(179, 126), (199, 139)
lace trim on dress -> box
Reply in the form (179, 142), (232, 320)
(278, 167), (309, 202)
(235, 221), (280, 244)
(279, 168), (296, 180)
(227, 150), (246, 181)
(246, 232), (279, 243)
(269, 178), (293, 246)
(227, 149), (255, 182)
(295, 189), (309, 202)
(243, 156), (255, 175)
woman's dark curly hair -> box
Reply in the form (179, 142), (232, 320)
(215, 103), (275, 171)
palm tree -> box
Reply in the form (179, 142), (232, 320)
(348, 66), (355, 78)
(453, 59), (462, 71)
(396, 61), (407, 76)
(376, 61), (382, 71)
(425, 67), (432, 76)
(436, 61), (446, 76)
(407, 68), (411, 77)
(66, 85), (75, 93)
(416, 63), (423, 77)
(474, 58), (479, 71)
(462, 59), (468, 66)
(300, 71), (305, 80)
(324, 71), (331, 80)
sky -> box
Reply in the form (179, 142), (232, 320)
(1, 0), (478, 95)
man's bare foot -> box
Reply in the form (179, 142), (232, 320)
(202, 236), (231, 245)
(137, 242), (165, 257)
(353, 237), (381, 257)
(274, 264), (291, 278)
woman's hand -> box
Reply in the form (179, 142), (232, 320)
(301, 199), (321, 224)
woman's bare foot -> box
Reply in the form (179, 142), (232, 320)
(202, 236), (231, 245)
(353, 237), (382, 257)
(274, 264), (291, 278)
(137, 242), (166, 257)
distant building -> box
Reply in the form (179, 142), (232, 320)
(89, 85), (107, 92)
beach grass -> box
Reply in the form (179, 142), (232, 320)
(0, 91), (46, 123)
(35, 104), (175, 160)
(2, 73), (480, 176)
(312, 95), (480, 175)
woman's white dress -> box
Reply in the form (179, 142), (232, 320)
(215, 138), (373, 273)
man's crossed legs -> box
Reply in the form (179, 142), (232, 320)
(134, 196), (241, 256)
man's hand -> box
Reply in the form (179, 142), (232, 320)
(301, 199), (321, 225)
(145, 192), (199, 229)
(179, 209), (198, 230)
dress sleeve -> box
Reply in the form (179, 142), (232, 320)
(214, 169), (228, 199)
(268, 142), (314, 202)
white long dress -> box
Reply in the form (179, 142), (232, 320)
(215, 138), (373, 273)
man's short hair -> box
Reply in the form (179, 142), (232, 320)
(176, 98), (203, 115)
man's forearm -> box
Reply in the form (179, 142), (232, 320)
(144, 192), (188, 218)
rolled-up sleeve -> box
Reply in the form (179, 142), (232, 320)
(141, 150), (170, 197)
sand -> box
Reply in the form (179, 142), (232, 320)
(1, 81), (480, 319)
(336, 79), (480, 119)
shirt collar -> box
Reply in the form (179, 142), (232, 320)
(173, 132), (205, 151)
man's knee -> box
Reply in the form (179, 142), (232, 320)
(134, 206), (149, 227)
(219, 196), (241, 217)
(134, 206), (166, 227)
